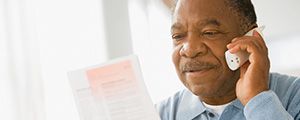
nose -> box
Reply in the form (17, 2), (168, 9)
(179, 35), (208, 58)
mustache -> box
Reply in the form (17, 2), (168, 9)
(181, 61), (217, 73)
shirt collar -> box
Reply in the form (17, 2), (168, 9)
(177, 89), (245, 119)
(177, 89), (207, 120)
(231, 98), (244, 110)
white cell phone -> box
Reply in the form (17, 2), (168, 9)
(225, 26), (265, 71)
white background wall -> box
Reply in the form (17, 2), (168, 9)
(252, 0), (300, 76)
(35, 0), (107, 119)
(1, 0), (299, 119)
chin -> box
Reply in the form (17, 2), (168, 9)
(186, 83), (220, 97)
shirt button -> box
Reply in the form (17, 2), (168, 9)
(208, 113), (214, 117)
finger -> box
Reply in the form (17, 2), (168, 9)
(253, 30), (262, 38)
(229, 30), (268, 53)
(229, 40), (268, 66)
(234, 36), (265, 49)
(253, 30), (268, 53)
(227, 37), (263, 54)
(230, 37), (263, 51)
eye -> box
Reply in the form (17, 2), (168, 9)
(202, 30), (222, 40)
(203, 31), (220, 35)
(172, 34), (186, 41)
(172, 35), (183, 39)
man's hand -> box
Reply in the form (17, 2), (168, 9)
(227, 30), (270, 106)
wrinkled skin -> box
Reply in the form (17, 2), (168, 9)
(172, 0), (270, 106)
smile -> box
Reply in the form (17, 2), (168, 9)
(184, 67), (214, 76)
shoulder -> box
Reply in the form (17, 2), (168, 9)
(155, 89), (188, 120)
(269, 72), (300, 116)
(269, 72), (300, 94)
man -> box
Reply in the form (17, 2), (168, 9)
(155, 0), (300, 119)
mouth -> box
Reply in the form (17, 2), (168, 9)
(184, 67), (213, 74)
(183, 67), (214, 77)
(181, 61), (216, 75)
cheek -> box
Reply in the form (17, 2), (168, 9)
(207, 42), (228, 63)
(209, 43), (233, 73)
(172, 45), (182, 72)
(172, 45), (190, 87)
(216, 49), (227, 65)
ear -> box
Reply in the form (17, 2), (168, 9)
(248, 23), (263, 38)
(247, 23), (258, 31)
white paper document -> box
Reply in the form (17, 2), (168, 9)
(68, 55), (161, 120)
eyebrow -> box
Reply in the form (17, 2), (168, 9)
(171, 18), (221, 31)
(171, 22), (184, 31)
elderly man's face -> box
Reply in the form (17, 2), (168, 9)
(172, 0), (241, 97)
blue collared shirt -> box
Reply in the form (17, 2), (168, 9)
(155, 73), (300, 120)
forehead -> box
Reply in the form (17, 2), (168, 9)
(172, 0), (235, 28)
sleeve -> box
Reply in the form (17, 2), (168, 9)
(244, 90), (294, 120)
